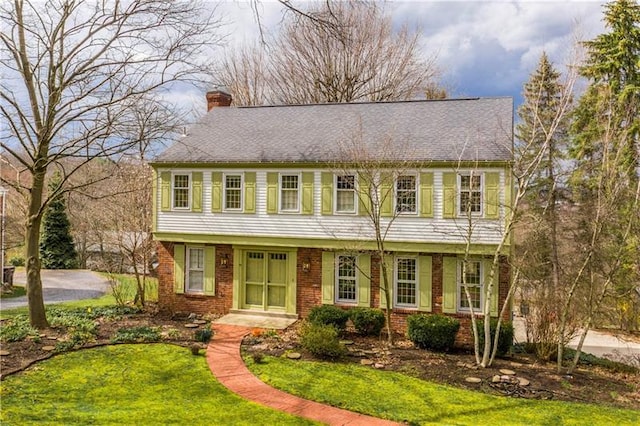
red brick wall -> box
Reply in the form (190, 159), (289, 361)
(296, 247), (323, 318)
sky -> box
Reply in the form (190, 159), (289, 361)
(209, 0), (606, 109)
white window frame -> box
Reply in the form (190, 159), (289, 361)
(458, 172), (483, 217)
(334, 174), (357, 214)
(395, 174), (418, 215)
(457, 259), (483, 312)
(186, 246), (205, 294)
(279, 173), (300, 213)
(172, 172), (191, 210)
(223, 173), (244, 211)
(335, 254), (358, 304)
(394, 256), (418, 308)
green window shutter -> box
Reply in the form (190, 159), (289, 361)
(442, 172), (457, 219)
(484, 259), (499, 316)
(160, 171), (171, 212)
(211, 172), (222, 213)
(192, 172), (203, 213)
(244, 172), (256, 214)
(442, 256), (457, 313)
(380, 173), (393, 217)
(321, 251), (335, 304)
(286, 250), (297, 314)
(204, 246), (216, 296)
(379, 255), (393, 309)
(484, 172), (500, 219)
(266, 172), (278, 214)
(174, 244), (185, 294)
(357, 254), (371, 307)
(232, 248), (242, 310)
(301, 172), (314, 215)
(419, 172), (434, 218)
(358, 179), (371, 217)
(418, 255), (432, 312)
(321, 172), (333, 215)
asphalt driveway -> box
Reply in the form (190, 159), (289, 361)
(0, 269), (109, 310)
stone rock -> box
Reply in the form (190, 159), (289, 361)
(0, 350), (10, 356)
(509, 362), (523, 368)
(39, 334), (47, 338)
(362, 349), (376, 355)
(499, 369), (516, 376)
(360, 359), (374, 366)
(286, 352), (302, 360)
(491, 375), (501, 383)
(193, 320), (207, 325)
(517, 377), (530, 387)
(456, 362), (466, 368)
(339, 340), (354, 345)
(187, 313), (197, 320)
(42, 346), (56, 352)
(465, 377), (482, 384)
(374, 363), (385, 369)
(184, 323), (199, 328)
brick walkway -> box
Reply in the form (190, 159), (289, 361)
(206, 324), (400, 426)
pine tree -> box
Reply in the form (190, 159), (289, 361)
(515, 52), (571, 360)
(40, 174), (78, 269)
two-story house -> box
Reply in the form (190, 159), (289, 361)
(151, 90), (513, 338)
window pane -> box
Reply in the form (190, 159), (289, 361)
(280, 175), (298, 211)
(459, 174), (481, 214)
(396, 258), (417, 306)
(396, 175), (416, 213)
(337, 256), (357, 302)
(458, 260), (482, 310)
(187, 248), (204, 292)
(336, 175), (355, 212)
(225, 175), (242, 209)
(173, 175), (189, 208)
(337, 175), (355, 189)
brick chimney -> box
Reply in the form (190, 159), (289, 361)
(206, 89), (232, 111)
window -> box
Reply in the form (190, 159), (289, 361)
(224, 174), (242, 210)
(336, 255), (357, 303)
(395, 257), (417, 307)
(459, 173), (482, 215)
(336, 175), (356, 213)
(186, 247), (204, 293)
(173, 174), (190, 209)
(396, 175), (417, 213)
(280, 174), (299, 211)
(458, 260), (482, 311)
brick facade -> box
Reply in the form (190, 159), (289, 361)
(157, 241), (511, 346)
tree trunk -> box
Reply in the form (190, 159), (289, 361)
(25, 169), (48, 329)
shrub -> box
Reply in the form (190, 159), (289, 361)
(307, 305), (350, 334)
(9, 257), (24, 267)
(0, 315), (39, 342)
(473, 319), (514, 357)
(112, 326), (161, 343)
(300, 322), (347, 359)
(407, 314), (460, 352)
(350, 308), (385, 336)
(194, 328), (213, 343)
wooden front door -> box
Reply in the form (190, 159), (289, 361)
(244, 251), (287, 311)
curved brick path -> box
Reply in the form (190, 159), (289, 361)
(206, 324), (400, 426)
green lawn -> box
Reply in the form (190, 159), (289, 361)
(0, 286), (26, 299)
(247, 356), (640, 425)
(0, 344), (317, 426)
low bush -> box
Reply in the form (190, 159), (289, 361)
(407, 314), (460, 352)
(473, 319), (513, 357)
(194, 328), (213, 343)
(111, 326), (161, 343)
(9, 257), (24, 267)
(350, 308), (385, 336)
(300, 322), (347, 359)
(307, 305), (350, 334)
(0, 315), (39, 342)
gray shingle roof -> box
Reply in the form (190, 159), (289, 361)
(153, 97), (513, 164)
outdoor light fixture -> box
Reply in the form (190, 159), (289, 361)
(220, 254), (228, 267)
(302, 261), (311, 272)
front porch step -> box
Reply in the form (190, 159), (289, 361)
(214, 311), (299, 330)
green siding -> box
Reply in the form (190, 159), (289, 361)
(204, 246), (215, 295)
(484, 259), (499, 316)
(174, 244), (185, 294)
(321, 251), (335, 304)
(443, 172), (457, 219)
(302, 172), (314, 215)
(160, 171), (171, 212)
(357, 254), (371, 307)
(244, 172), (256, 213)
(484, 172), (500, 219)
(321, 172), (333, 215)
(419, 173), (434, 218)
(418, 255), (432, 311)
(192, 172), (203, 213)
(379, 255), (393, 309)
(266, 172), (278, 214)
(211, 172), (222, 213)
(442, 256), (457, 313)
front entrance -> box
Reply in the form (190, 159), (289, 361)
(243, 251), (288, 311)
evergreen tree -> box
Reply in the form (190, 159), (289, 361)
(515, 52), (572, 360)
(40, 174), (78, 269)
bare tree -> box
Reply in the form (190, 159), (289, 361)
(219, 1), (443, 105)
(0, 0), (224, 328)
